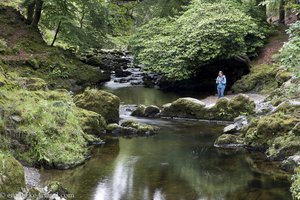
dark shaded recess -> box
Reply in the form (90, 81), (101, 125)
(144, 57), (250, 93)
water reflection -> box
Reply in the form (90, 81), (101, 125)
(89, 121), (291, 200)
(94, 156), (139, 200)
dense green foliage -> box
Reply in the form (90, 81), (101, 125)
(277, 21), (300, 76)
(130, 0), (269, 80)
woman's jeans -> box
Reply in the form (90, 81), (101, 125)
(217, 86), (226, 98)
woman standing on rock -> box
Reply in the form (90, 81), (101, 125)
(216, 71), (226, 98)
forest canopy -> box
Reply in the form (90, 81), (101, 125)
(130, 0), (270, 80)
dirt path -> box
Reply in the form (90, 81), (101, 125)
(252, 25), (289, 65)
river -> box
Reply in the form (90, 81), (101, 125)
(40, 82), (292, 200)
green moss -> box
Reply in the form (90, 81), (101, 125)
(214, 134), (245, 147)
(0, 73), (101, 169)
(74, 107), (107, 135)
(161, 95), (255, 121)
(74, 88), (120, 123)
(232, 64), (279, 93)
(267, 134), (300, 160)
(209, 94), (256, 121)
(291, 167), (300, 200)
(131, 105), (146, 117)
(161, 98), (207, 119)
(276, 70), (293, 84)
(243, 112), (299, 150)
(121, 120), (158, 136)
(0, 151), (25, 197)
(16, 77), (48, 91)
(267, 77), (300, 105)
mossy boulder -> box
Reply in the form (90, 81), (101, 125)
(209, 94), (255, 121)
(267, 134), (300, 161)
(242, 112), (299, 151)
(231, 64), (279, 93)
(161, 94), (255, 121)
(106, 120), (159, 137)
(267, 77), (300, 106)
(160, 98), (207, 119)
(291, 168), (300, 200)
(47, 181), (69, 196)
(0, 77), (95, 169)
(0, 152), (25, 196)
(144, 105), (160, 117)
(281, 155), (300, 172)
(131, 105), (146, 117)
(74, 88), (120, 123)
(86, 56), (103, 67)
(214, 134), (245, 148)
(106, 123), (138, 137)
(121, 120), (159, 136)
(276, 70), (293, 84)
(75, 107), (107, 135)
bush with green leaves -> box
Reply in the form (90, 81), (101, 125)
(130, 0), (268, 80)
(277, 21), (300, 77)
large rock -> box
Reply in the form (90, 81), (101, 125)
(214, 134), (245, 148)
(121, 120), (159, 136)
(223, 116), (248, 134)
(0, 152), (25, 195)
(281, 155), (300, 172)
(160, 98), (207, 119)
(106, 123), (138, 137)
(106, 120), (159, 137)
(74, 89), (120, 123)
(75, 107), (107, 135)
(243, 112), (299, 151)
(144, 105), (160, 117)
(131, 105), (146, 117)
(160, 94), (255, 121)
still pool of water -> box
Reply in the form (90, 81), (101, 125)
(40, 85), (292, 200)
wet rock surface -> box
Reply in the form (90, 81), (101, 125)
(106, 120), (159, 137)
(160, 94), (255, 121)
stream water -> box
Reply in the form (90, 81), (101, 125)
(40, 82), (292, 200)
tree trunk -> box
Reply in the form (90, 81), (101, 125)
(80, 5), (86, 29)
(279, 0), (285, 24)
(26, 0), (35, 25)
(31, 0), (44, 28)
(51, 20), (62, 47)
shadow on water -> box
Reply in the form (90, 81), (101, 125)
(40, 85), (292, 200)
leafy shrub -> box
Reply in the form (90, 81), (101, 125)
(130, 0), (268, 80)
(277, 21), (300, 77)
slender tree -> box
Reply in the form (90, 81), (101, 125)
(51, 20), (62, 46)
(26, 0), (35, 24)
(31, 0), (44, 27)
